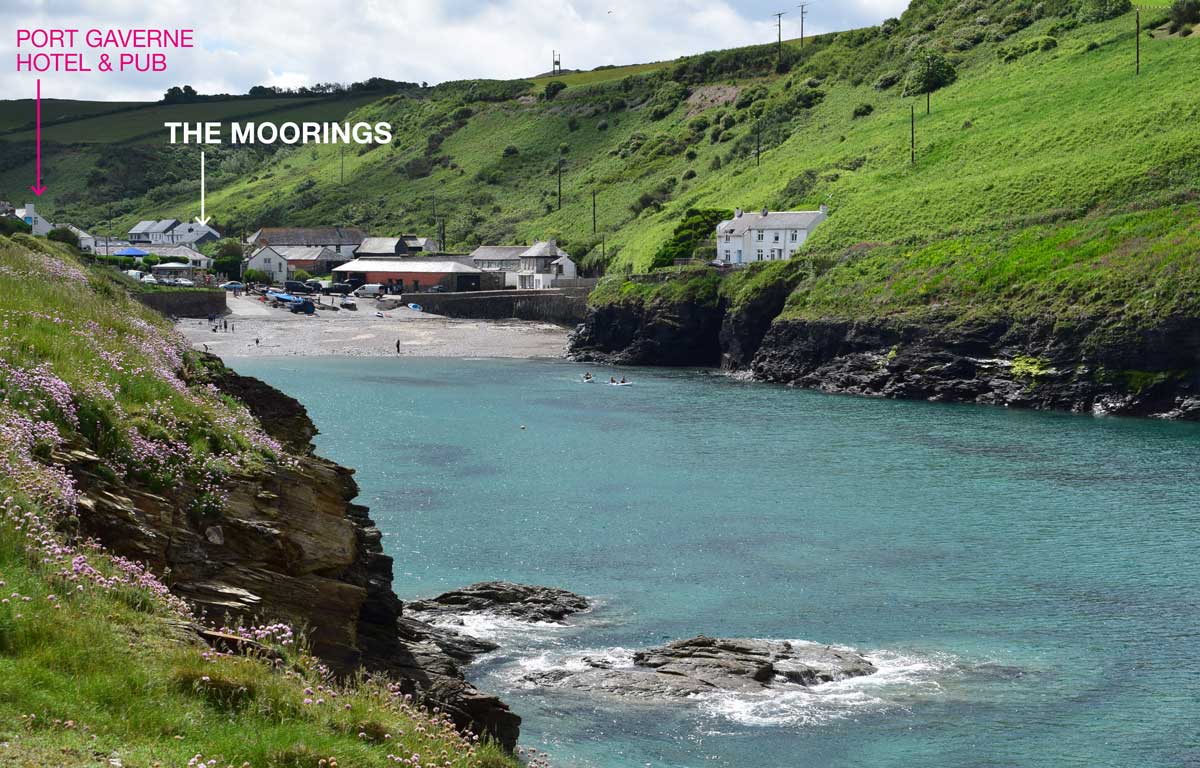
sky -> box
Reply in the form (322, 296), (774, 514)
(6, 0), (911, 102)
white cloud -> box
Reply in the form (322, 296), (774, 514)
(2, 0), (910, 102)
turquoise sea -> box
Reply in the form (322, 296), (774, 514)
(233, 357), (1200, 768)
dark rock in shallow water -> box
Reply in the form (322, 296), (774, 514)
(396, 616), (500, 663)
(526, 636), (876, 698)
(406, 581), (590, 624)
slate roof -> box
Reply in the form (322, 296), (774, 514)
(249, 227), (366, 247)
(716, 210), (826, 237)
(147, 219), (180, 234)
(129, 220), (157, 235)
(470, 245), (527, 262)
(357, 237), (402, 255)
(272, 246), (335, 263)
(520, 241), (569, 259)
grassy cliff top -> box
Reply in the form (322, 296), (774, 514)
(0, 238), (515, 767)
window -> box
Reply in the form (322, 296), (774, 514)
(773, 232), (780, 242)
(790, 230), (798, 242)
(724, 235), (730, 243)
(756, 249), (763, 261)
(756, 231), (764, 241)
(724, 250), (731, 260)
(736, 249), (742, 262)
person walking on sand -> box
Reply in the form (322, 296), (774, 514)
(396, 339), (401, 355)
(255, 338), (260, 347)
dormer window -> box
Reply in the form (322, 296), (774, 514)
(756, 231), (764, 241)
(790, 231), (798, 241)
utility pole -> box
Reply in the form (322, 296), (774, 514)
(552, 50), (562, 75)
(756, 125), (762, 167)
(340, 144), (345, 183)
(797, 3), (810, 48)
(1136, 9), (1141, 74)
(557, 159), (563, 211)
(773, 12), (786, 66)
(592, 189), (597, 234)
(927, 90), (931, 115)
(437, 216), (446, 252)
(910, 103), (915, 165)
(601, 233), (606, 262)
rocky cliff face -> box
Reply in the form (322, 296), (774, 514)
(752, 314), (1200, 419)
(569, 284), (1200, 419)
(66, 358), (521, 749)
(568, 300), (725, 366)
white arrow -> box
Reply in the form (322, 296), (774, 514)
(194, 150), (210, 226)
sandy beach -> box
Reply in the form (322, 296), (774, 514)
(179, 293), (570, 358)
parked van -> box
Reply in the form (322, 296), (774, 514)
(353, 283), (384, 298)
(124, 269), (146, 281)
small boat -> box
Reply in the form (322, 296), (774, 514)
(375, 311), (385, 318)
(582, 377), (595, 383)
(408, 303), (423, 312)
(340, 298), (357, 310)
(610, 381), (633, 387)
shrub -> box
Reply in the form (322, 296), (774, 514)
(291, 269), (312, 281)
(597, 120), (609, 131)
(0, 217), (32, 236)
(649, 207), (731, 269)
(543, 80), (567, 100)
(852, 103), (874, 119)
(709, 155), (723, 170)
(404, 157), (433, 178)
(1002, 11), (1034, 33)
(47, 227), (80, 248)
(874, 71), (901, 90)
(1078, 0), (1131, 22)
(567, 116), (579, 131)
(682, 168), (697, 180)
(502, 145), (519, 157)
(907, 48), (957, 94)
(647, 81), (688, 121)
(1169, 0), (1200, 29)
(244, 268), (268, 283)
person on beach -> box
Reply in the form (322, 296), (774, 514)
(255, 338), (260, 347)
(396, 339), (401, 354)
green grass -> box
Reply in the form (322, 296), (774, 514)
(0, 237), (516, 767)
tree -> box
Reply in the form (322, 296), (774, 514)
(47, 227), (79, 248)
(292, 269), (312, 281)
(244, 268), (269, 284)
(543, 81), (567, 101)
(908, 48), (957, 95)
(648, 208), (732, 270)
(1169, 0), (1200, 28)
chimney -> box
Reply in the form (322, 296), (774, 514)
(819, 203), (829, 214)
(760, 207), (769, 217)
(734, 207), (742, 218)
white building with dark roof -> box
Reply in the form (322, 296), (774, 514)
(247, 227), (365, 258)
(714, 206), (829, 265)
(518, 241), (577, 289)
(128, 219), (220, 246)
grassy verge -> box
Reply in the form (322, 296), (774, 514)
(0, 236), (516, 768)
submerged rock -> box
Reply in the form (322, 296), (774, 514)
(406, 581), (590, 624)
(525, 636), (876, 698)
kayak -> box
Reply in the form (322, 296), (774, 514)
(610, 382), (633, 387)
(408, 303), (423, 311)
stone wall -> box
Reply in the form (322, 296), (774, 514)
(390, 289), (589, 326)
(136, 289), (227, 318)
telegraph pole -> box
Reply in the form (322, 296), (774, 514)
(910, 103), (915, 164)
(1136, 9), (1141, 74)
(557, 159), (563, 211)
(756, 125), (762, 167)
(797, 3), (810, 48)
(340, 144), (345, 183)
(592, 189), (597, 234)
(773, 12), (786, 66)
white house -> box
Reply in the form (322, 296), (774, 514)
(714, 206), (828, 265)
(15, 203), (52, 236)
(517, 241), (577, 290)
(245, 245), (338, 283)
(128, 219), (220, 246)
(144, 244), (210, 270)
(60, 224), (95, 252)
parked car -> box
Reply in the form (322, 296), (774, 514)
(425, 285), (446, 293)
(140, 275), (158, 285)
(174, 278), (195, 287)
(219, 281), (245, 291)
(288, 298), (316, 315)
(304, 280), (324, 293)
(325, 282), (353, 295)
(353, 283), (384, 298)
(284, 280), (313, 295)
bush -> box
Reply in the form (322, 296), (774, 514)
(1169, 0), (1200, 29)
(647, 81), (688, 121)
(404, 157), (433, 178)
(502, 145), (519, 157)
(292, 269), (312, 281)
(597, 120), (609, 131)
(682, 169), (697, 180)
(1078, 0), (1131, 22)
(852, 103), (874, 119)
(543, 80), (567, 100)
(47, 227), (80, 248)
(907, 48), (957, 94)
(649, 207), (731, 269)
(1002, 11), (1034, 33)
(244, 268), (269, 283)
(874, 71), (902, 90)
(0, 217), (32, 236)
(567, 116), (579, 131)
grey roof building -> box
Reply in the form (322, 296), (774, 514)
(714, 205), (829, 265)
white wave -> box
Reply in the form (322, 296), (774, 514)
(412, 610), (570, 644)
(698, 646), (957, 728)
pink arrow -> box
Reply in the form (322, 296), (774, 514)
(30, 79), (45, 196)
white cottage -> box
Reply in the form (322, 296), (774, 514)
(517, 241), (577, 289)
(714, 206), (828, 265)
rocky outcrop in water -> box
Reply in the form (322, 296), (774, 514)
(568, 300), (725, 366)
(407, 581), (590, 624)
(65, 356), (521, 750)
(526, 636), (876, 698)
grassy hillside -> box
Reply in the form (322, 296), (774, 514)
(0, 236), (515, 767)
(0, 0), (1195, 277)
